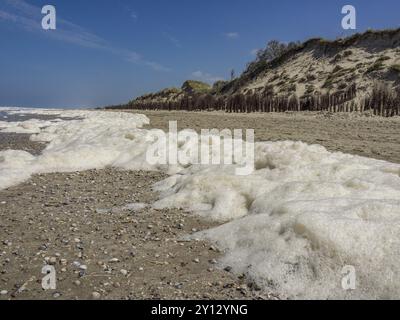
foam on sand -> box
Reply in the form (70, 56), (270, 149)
(1, 107), (400, 299)
(154, 142), (400, 299)
(0, 109), (152, 188)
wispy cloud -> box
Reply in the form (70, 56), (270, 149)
(191, 71), (224, 84)
(250, 48), (260, 56)
(163, 32), (181, 48)
(130, 11), (138, 20)
(223, 32), (239, 39)
(0, 0), (169, 72)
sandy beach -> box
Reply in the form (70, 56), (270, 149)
(1, 109), (400, 300)
(134, 110), (400, 164)
(2, 0), (400, 307)
(0, 110), (276, 300)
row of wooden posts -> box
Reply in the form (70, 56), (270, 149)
(122, 84), (400, 117)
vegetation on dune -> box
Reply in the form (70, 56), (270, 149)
(181, 80), (211, 94)
(106, 28), (400, 117)
(211, 80), (229, 95)
(107, 81), (400, 117)
(365, 60), (386, 74)
(390, 64), (400, 74)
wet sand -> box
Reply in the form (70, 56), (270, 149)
(0, 133), (46, 155)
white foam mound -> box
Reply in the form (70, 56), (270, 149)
(0, 109), (152, 187)
(1, 107), (400, 299)
(154, 142), (400, 299)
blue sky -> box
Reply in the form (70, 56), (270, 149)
(0, 0), (399, 108)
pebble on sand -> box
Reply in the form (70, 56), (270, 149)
(53, 292), (61, 298)
(92, 292), (101, 299)
(224, 266), (233, 272)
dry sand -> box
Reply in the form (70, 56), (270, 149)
(134, 110), (400, 164)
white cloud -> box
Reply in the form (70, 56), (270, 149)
(144, 61), (171, 72)
(224, 32), (239, 39)
(0, 0), (169, 72)
(191, 71), (224, 84)
(163, 32), (181, 48)
(130, 12), (138, 20)
(192, 71), (204, 77)
(251, 48), (260, 56)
